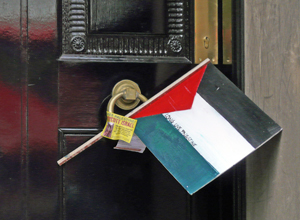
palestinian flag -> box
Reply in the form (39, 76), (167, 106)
(123, 59), (281, 195)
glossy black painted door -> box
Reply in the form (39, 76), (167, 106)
(0, 0), (242, 219)
(59, 63), (192, 220)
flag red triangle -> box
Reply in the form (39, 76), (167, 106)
(131, 64), (208, 119)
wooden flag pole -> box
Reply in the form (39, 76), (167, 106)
(57, 133), (103, 166)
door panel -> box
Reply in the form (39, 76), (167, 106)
(58, 63), (193, 219)
(60, 129), (188, 220)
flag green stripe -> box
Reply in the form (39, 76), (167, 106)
(135, 114), (219, 194)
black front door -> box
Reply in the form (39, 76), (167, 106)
(0, 0), (243, 219)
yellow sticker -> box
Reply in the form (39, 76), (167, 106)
(101, 112), (137, 143)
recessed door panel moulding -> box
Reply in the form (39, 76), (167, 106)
(59, 0), (194, 63)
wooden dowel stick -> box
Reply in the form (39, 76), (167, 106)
(57, 132), (103, 166)
(57, 108), (137, 166)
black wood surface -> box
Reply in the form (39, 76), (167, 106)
(90, 0), (166, 34)
(0, 0), (244, 219)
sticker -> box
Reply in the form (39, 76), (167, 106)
(101, 111), (137, 143)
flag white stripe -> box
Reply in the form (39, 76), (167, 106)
(164, 94), (255, 173)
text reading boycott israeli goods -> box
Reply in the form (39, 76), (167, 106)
(102, 112), (137, 143)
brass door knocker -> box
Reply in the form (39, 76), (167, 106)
(107, 80), (148, 113)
